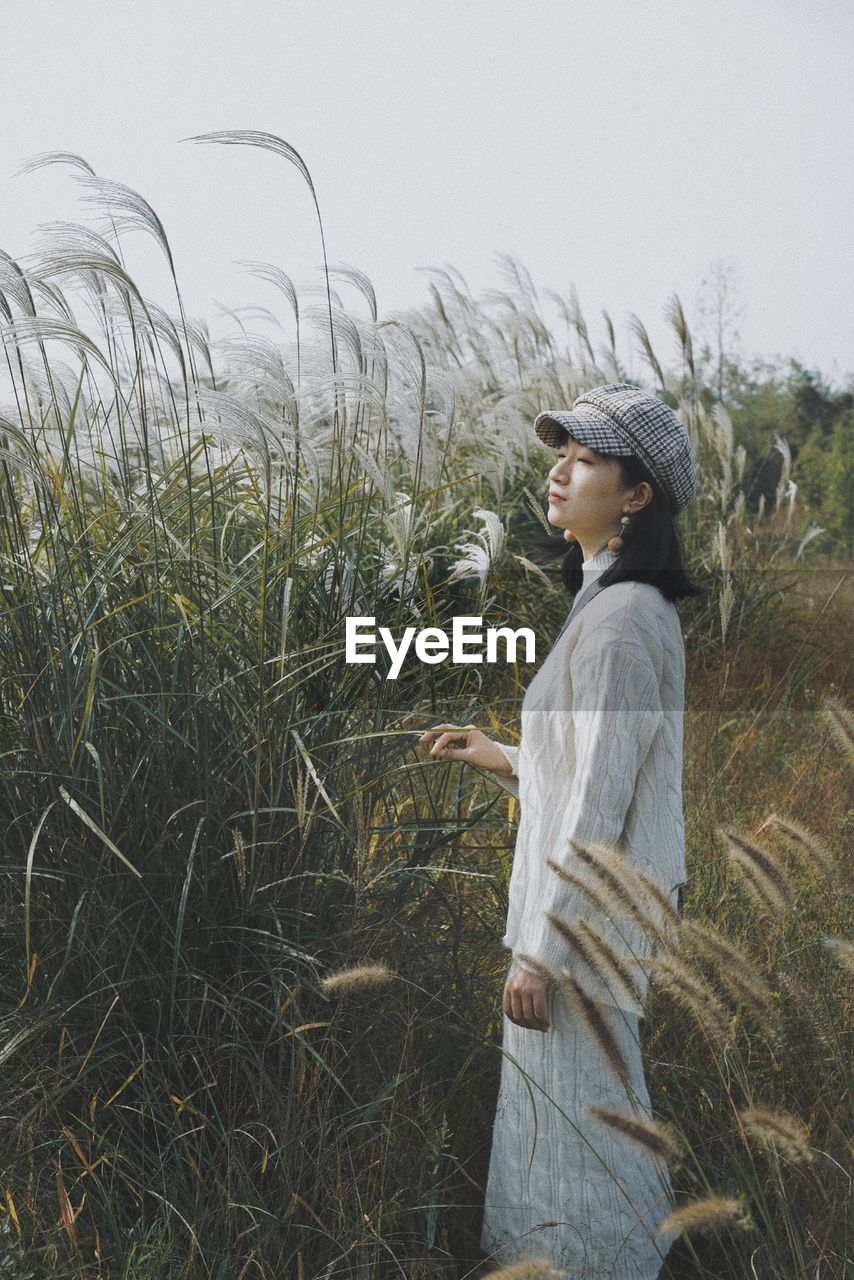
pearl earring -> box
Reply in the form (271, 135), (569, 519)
(607, 514), (630, 552)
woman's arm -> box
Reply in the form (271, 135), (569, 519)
(512, 634), (664, 976)
(492, 742), (520, 799)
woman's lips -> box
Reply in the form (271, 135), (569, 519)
(548, 492), (565, 502)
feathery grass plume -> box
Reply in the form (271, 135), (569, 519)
(665, 292), (695, 380)
(568, 839), (677, 943)
(679, 920), (780, 1033)
(820, 936), (854, 978)
(319, 964), (396, 996)
(776, 969), (837, 1050)
(717, 826), (793, 915)
(515, 954), (559, 984)
(574, 917), (645, 1010)
(660, 1195), (751, 1238)
(544, 913), (614, 989)
(545, 857), (633, 934)
(740, 1107), (814, 1164)
(590, 1106), (684, 1170)
(821, 693), (854, 768)
(483, 1259), (563, 1279)
(557, 976), (629, 1082)
(626, 312), (667, 390)
(649, 954), (732, 1045)
(762, 812), (835, 878)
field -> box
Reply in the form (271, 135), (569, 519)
(1, 139), (851, 1278)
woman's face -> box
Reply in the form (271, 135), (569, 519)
(545, 434), (636, 543)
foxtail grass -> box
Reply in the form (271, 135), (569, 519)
(660, 1195), (752, 1238)
(717, 826), (794, 915)
(589, 1106), (684, 1170)
(739, 1106), (814, 1165)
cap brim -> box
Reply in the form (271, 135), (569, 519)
(533, 409), (628, 454)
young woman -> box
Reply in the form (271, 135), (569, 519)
(419, 384), (703, 1279)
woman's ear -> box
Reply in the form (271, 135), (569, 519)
(631, 481), (655, 512)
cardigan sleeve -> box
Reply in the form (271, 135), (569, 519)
(492, 742), (520, 800)
(511, 635), (664, 977)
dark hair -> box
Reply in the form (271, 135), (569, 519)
(531, 451), (706, 603)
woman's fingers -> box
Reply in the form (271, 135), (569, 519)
(534, 988), (551, 1031)
(418, 722), (476, 745)
(427, 730), (470, 756)
(503, 975), (551, 1032)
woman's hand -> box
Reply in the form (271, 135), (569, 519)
(417, 724), (515, 777)
(503, 965), (551, 1032)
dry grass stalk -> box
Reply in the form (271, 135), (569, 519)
(660, 1194), (751, 1237)
(557, 975), (630, 1082)
(589, 1105), (683, 1169)
(320, 963), (395, 995)
(821, 693), (854, 767)
(718, 826), (793, 915)
(649, 954), (732, 1044)
(763, 812), (834, 878)
(232, 827), (247, 893)
(679, 920), (780, 1033)
(740, 1106), (814, 1164)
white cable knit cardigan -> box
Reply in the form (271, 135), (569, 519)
(493, 546), (687, 1013)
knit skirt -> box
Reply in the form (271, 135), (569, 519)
(480, 970), (675, 1279)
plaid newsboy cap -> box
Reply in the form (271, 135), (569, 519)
(534, 383), (696, 514)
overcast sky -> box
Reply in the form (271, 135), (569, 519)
(3, 0), (852, 387)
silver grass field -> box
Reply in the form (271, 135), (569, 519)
(0, 134), (851, 1279)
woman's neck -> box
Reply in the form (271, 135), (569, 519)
(581, 545), (620, 572)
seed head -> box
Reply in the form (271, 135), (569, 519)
(568, 839), (675, 943)
(821, 693), (854, 768)
(820, 936), (854, 978)
(763, 812), (834, 878)
(718, 827), (793, 915)
(660, 1194), (751, 1238)
(556, 975), (630, 1082)
(482, 1259), (563, 1279)
(320, 963), (396, 995)
(740, 1107), (813, 1164)
(649, 953), (732, 1044)
(589, 1105), (683, 1169)
(680, 920), (780, 1035)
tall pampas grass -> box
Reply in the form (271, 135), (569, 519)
(1, 133), (849, 1279)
